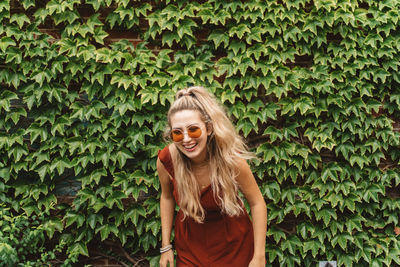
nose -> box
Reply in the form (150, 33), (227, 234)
(182, 131), (191, 142)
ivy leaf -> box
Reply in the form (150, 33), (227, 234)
(237, 57), (255, 75)
(162, 31), (179, 47)
(139, 232), (157, 252)
(65, 211), (85, 228)
(236, 119), (255, 137)
(105, 12), (121, 29)
(216, 57), (234, 77)
(125, 204), (147, 226)
(144, 197), (160, 216)
(86, 0), (102, 11)
(267, 226), (286, 243)
(372, 68), (390, 83)
(315, 208), (337, 226)
(321, 163), (341, 183)
(221, 89), (240, 104)
(9, 144), (28, 162)
(297, 222), (315, 239)
(281, 235), (302, 255)
(264, 21), (281, 37)
(349, 154), (368, 169)
(303, 239), (321, 258)
(262, 103), (279, 120)
(207, 30), (229, 49)
(177, 19), (196, 38)
(145, 218), (161, 236)
(331, 233), (353, 250)
(10, 13), (30, 28)
(6, 47), (22, 64)
(86, 13), (103, 32)
(43, 218), (63, 239)
(87, 213), (104, 230)
(303, 18), (323, 35)
(315, 0), (336, 12)
(262, 181), (281, 201)
(93, 27), (109, 44)
(294, 97), (314, 115)
(362, 184), (384, 203)
(81, 168), (107, 187)
(263, 126), (283, 143)
(114, 6), (135, 22)
(70, 242), (89, 256)
(266, 244), (284, 264)
(246, 43), (267, 60)
(246, 26), (265, 44)
(346, 215), (364, 233)
(230, 40), (246, 56)
(106, 191), (126, 210)
(283, 25), (301, 42)
(20, 0), (35, 9)
(229, 23), (251, 39)
(0, 37), (15, 53)
(96, 224), (118, 241)
(140, 88), (159, 105)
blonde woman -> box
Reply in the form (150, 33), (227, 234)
(157, 86), (267, 267)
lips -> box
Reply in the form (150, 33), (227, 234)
(183, 143), (197, 152)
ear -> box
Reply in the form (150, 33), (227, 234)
(206, 122), (213, 136)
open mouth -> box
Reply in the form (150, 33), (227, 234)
(183, 143), (197, 151)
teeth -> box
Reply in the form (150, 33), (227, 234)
(184, 144), (196, 149)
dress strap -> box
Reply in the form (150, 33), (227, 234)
(158, 145), (175, 178)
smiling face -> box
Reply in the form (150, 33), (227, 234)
(170, 109), (211, 164)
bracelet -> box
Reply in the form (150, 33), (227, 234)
(160, 244), (173, 254)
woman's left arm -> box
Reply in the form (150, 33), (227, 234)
(236, 158), (267, 267)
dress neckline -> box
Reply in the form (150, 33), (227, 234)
(200, 183), (212, 194)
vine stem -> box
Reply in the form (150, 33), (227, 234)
(91, 250), (130, 267)
(118, 242), (145, 266)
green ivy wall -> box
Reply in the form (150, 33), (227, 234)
(1, 0), (400, 266)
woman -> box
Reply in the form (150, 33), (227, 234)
(157, 86), (267, 267)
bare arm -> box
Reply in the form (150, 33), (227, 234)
(235, 158), (267, 266)
(157, 158), (176, 267)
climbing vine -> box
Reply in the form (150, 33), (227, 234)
(1, 0), (400, 266)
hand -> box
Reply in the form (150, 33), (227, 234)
(248, 255), (266, 267)
(159, 249), (174, 267)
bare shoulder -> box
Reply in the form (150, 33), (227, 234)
(168, 143), (177, 158)
(232, 157), (263, 206)
(157, 157), (174, 198)
(232, 157), (256, 188)
(157, 157), (169, 177)
(157, 144), (175, 183)
(233, 157), (252, 175)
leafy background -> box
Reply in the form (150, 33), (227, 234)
(1, 0), (400, 266)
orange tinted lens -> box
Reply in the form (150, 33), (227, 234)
(188, 126), (202, 138)
(171, 130), (183, 142)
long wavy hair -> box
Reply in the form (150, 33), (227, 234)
(164, 86), (254, 223)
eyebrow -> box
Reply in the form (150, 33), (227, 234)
(172, 123), (200, 130)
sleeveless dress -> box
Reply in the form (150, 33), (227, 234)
(158, 145), (254, 267)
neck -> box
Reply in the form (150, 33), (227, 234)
(190, 154), (209, 167)
(191, 160), (208, 168)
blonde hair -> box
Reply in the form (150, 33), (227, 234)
(165, 86), (254, 223)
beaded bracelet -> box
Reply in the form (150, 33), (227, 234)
(160, 244), (173, 254)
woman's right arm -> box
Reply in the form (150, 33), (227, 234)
(157, 157), (175, 267)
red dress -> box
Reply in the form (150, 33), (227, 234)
(158, 145), (254, 267)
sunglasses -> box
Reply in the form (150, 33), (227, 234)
(170, 126), (202, 142)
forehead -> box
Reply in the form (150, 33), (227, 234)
(170, 110), (204, 128)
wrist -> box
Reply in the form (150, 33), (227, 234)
(160, 244), (173, 254)
(252, 253), (265, 259)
